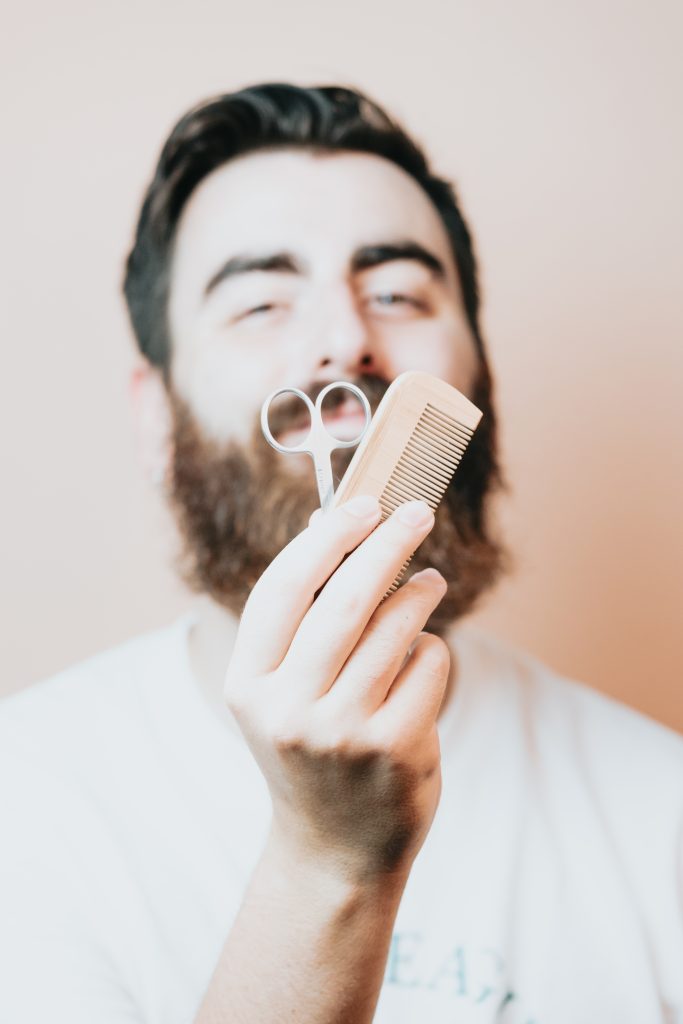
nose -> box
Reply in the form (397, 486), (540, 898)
(307, 283), (382, 381)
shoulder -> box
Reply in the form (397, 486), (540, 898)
(449, 628), (683, 995)
(0, 613), (197, 780)
(452, 623), (683, 764)
(450, 624), (683, 870)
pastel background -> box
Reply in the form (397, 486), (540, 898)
(1, 0), (681, 731)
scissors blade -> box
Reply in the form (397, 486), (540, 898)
(313, 454), (336, 513)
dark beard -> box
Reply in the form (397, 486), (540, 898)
(167, 371), (510, 637)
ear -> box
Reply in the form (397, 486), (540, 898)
(129, 361), (173, 487)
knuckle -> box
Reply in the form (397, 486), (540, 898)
(365, 724), (397, 758)
(272, 712), (364, 762)
(269, 719), (306, 755)
(326, 587), (363, 623)
(224, 689), (252, 729)
(308, 717), (365, 758)
(370, 533), (417, 577)
(223, 673), (245, 712)
(267, 706), (316, 755)
(418, 634), (451, 676)
(369, 632), (399, 667)
(405, 585), (443, 622)
(335, 501), (378, 531)
(253, 535), (315, 598)
(320, 731), (358, 759)
(359, 616), (397, 657)
(363, 716), (405, 757)
(272, 731), (305, 757)
(380, 524), (412, 557)
(269, 567), (310, 607)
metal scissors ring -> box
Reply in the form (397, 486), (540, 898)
(260, 381), (372, 513)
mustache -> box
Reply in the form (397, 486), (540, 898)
(262, 374), (390, 437)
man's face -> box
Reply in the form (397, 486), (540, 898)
(162, 148), (504, 627)
(168, 149), (479, 443)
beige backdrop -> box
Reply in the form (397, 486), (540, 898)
(1, 0), (681, 732)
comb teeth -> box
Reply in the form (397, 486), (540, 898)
(330, 372), (482, 601)
(381, 404), (474, 594)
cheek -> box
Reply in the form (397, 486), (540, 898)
(172, 330), (288, 443)
(381, 321), (479, 397)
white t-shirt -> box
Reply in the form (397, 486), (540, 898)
(1, 613), (682, 1024)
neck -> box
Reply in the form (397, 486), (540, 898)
(188, 596), (241, 729)
(187, 595), (459, 727)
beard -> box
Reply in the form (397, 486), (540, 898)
(167, 369), (509, 637)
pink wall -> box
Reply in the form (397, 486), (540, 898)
(2, 0), (681, 731)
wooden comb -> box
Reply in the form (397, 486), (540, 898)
(332, 371), (482, 593)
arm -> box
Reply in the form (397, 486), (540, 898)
(194, 496), (450, 1023)
(195, 830), (407, 1024)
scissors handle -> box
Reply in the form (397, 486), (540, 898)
(260, 381), (372, 512)
(313, 381), (372, 452)
(260, 386), (315, 455)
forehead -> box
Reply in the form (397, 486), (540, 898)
(170, 148), (458, 290)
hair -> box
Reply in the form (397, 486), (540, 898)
(123, 82), (488, 374)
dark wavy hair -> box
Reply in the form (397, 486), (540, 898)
(123, 82), (489, 368)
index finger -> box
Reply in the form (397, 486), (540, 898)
(228, 495), (382, 678)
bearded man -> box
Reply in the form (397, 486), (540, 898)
(1, 83), (682, 1024)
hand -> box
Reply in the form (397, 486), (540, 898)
(224, 495), (451, 885)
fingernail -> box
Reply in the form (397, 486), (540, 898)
(411, 567), (446, 587)
(397, 500), (433, 527)
(343, 494), (381, 519)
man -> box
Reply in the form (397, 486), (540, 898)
(1, 83), (682, 1024)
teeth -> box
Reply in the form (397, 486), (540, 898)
(275, 397), (367, 444)
(278, 428), (309, 446)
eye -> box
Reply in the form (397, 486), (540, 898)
(368, 292), (426, 313)
(374, 293), (414, 306)
(232, 302), (286, 325)
(243, 303), (277, 318)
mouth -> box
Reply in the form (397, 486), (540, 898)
(277, 400), (369, 448)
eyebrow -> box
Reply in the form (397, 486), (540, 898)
(203, 240), (447, 297)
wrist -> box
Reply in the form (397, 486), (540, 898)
(262, 823), (411, 907)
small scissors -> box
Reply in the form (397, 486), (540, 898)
(260, 381), (372, 513)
